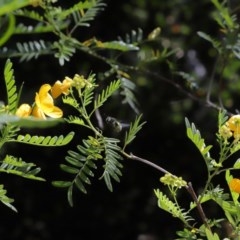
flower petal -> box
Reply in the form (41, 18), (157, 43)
(51, 81), (62, 99)
(45, 106), (63, 118)
(228, 115), (240, 132)
(16, 104), (32, 117)
(36, 84), (54, 113)
(61, 77), (73, 94)
(32, 105), (46, 119)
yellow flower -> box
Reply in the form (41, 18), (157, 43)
(30, 0), (42, 7)
(219, 123), (232, 140)
(72, 74), (86, 89)
(51, 77), (73, 99)
(160, 173), (187, 189)
(32, 84), (63, 119)
(16, 104), (32, 117)
(229, 178), (240, 194)
(227, 115), (240, 139)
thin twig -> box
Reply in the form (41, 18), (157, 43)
(185, 182), (210, 230)
(78, 45), (231, 114)
(123, 152), (171, 175)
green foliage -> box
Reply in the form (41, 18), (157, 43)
(100, 137), (123, 192)
(2, 0), (240, 239)
(123, 114), (145, 150)
(0, 0), (29, 16)
(14, 132), (74, 146)
(118, 28), (143, 45)
(185, 117), (213, 164)
(15, 40), (49, 62)
(154, 189), (193, 225)
(0, 14), (15, 46)
(0, 155), (44, 181)
(93, 79), (121, 113)
(4, 59), (18, 113)
(52, 76), (144, 206)
(65, 0), (106, 27)
(99, 41), (139, 51)
(0, 0), (108, 66)
(52, 135), (123, 206)
(0, 184), (17, 212)
(119, 76), (139, 114)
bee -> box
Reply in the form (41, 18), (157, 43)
(105, 116), (130, 133)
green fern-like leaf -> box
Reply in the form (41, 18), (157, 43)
(4, 59), (18, 113)
(65, 115), (85, 126)
(53, 135), (123, 205)
(53, 37), (76, 66)
(0, 155), (44, 181)
(14, 22), (67, 34)
(0, 184), (17, 212)
(99, 41), (139, 51)
(185, 117), (212, 161)
(123, 114), (146, 149)
(211, 0), (234, 30)
(118, 28), (143, 45)
(62, 96), (79, 109)
(93, 79), (121, 112)
(176, 71), (199, 91)
(81, 74), (96, 107)
(52, 136), (101, 206)
(100, 137), (123, 192)
(69, 0), (106, 28)
(13, 132), (74, 146)
(14, 8), (44, 21)
(16, 40), (50, 61)
(218, 109), (228, 127)
(120, 77), (139, 114)
(154, 189), (193, 223)
(197, 31), (222, 53)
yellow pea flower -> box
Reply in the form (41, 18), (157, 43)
(16, 104), (32, 117)
(51, 77), (73, 99)
(227, 115), (240, 139)
(32, 84), (63, 119)
(229, 178), (240, 194)
(219, 123), (232, 140)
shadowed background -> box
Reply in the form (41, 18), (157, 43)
(1, 0), (238, 239)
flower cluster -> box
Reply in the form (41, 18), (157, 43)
(71, 74), (94, 90)
(160, 173), (187, 189)
(219, 115), (240, 141)
(16, 77), (73, 119)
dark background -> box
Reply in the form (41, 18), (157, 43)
(1, 0), (239, 239)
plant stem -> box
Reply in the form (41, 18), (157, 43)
(123, 152), (171, 175)
(185, 182), (211, 230)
